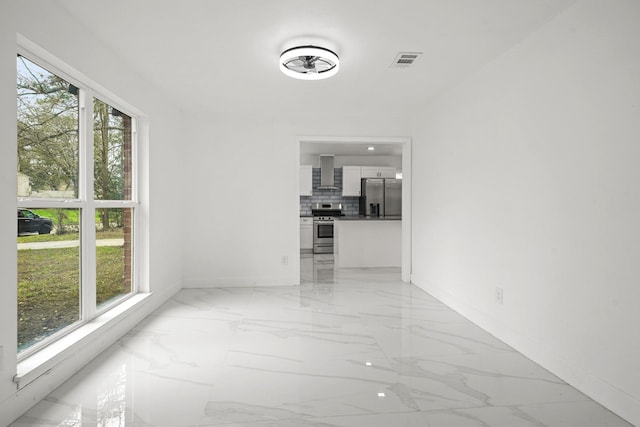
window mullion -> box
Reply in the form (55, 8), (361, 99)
(94, 200), (137, 209)
(80, 89), (96, 321)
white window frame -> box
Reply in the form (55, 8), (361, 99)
(16, 44), (139, 361)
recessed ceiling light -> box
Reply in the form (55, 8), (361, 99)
(367, 146), (375, 151)
(377, 392), (386, 398)
(280, 46), (339, 80)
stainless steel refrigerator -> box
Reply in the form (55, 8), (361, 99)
(360, 178), (402, 217)
(384, 179), (402, 217)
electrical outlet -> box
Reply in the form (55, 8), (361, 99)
(281, 256), (288, 265)
(495, 287), (504, 305)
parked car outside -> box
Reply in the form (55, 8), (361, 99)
(18, 209), (53, 235)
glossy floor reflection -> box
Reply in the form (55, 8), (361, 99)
(12, 255), (632, 426)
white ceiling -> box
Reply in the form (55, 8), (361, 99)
(301, 142), (403, 157)
(56, 0), (577, 118)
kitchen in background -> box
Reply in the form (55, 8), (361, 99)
(299, 148), (403, 255)
(300, 167), (359, 216)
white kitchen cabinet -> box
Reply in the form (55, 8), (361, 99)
(360, 166), (378, 178)
(299, 164), (312, 196)
(300, 217), (313, 250)
(379, 167), (397, 178)
(342, 166), (361, 196)
(361, 166), (396, 178)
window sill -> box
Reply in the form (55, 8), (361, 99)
(14, 292), (152, 389)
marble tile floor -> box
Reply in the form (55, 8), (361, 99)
(11, 255), (632, 426)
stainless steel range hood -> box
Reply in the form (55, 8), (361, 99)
(318, 154), (338, 190)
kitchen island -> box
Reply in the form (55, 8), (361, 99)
(333, 216), (401, 268)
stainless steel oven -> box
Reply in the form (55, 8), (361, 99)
(311, 203), (343, 254)
(313, 218), (334, 254)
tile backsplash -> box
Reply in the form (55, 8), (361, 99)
(300, 167), (359, 216)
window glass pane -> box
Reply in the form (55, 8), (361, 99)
(97, 208), (133, 309)
(93, 98), (132, 200)
(17, 55), (79, 199)
(17, 208), (80, 352)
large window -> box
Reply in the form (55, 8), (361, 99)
(17, 53), (137, 356)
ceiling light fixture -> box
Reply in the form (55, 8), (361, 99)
(280, 45), (339, 80)
(368, 146), (375, 151)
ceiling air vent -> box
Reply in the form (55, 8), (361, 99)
(390, 52), (423, 68)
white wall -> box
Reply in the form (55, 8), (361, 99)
(410, 0), (640, 424)
(0, 2), (184, 424)
(0, 9), (20, 424)
(181, 112), (409, 287)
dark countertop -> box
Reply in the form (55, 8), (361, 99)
(300, 215), (401, 220)
(338, 215), (402, 221)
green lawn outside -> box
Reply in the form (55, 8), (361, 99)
(17, 234), (129, 352)
(28, 208), (107, 226)
(18, 246), (80, 351)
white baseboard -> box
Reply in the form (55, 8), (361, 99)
(183, 276), (299, 288)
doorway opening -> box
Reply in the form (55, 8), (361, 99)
(295, 136), (412, 284)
